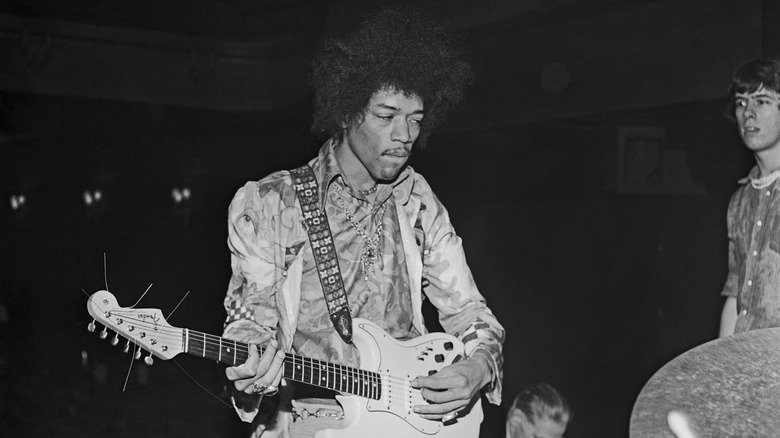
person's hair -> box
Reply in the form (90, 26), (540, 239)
(310, 8), (473, 148)
(726, 58), (780, 117)
(509, 382), (571, 428)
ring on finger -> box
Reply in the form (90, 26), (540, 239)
(442, 411), (459, 423)
(251, 381), (267, 394)
(264, 385), (279, 396)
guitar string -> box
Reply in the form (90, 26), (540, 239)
(107, 311), (433, 404)
(99, 298), (445, 397)
(97, 310), (235, 407)
(115, 315), (427, 400)
(195, 328), (427, 399)
(170, 357), (233, 408)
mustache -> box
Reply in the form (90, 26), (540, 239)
(383, 147), (412, 156)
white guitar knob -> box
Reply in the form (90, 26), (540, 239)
(144, 355), (154, 366)
(123, 341), (130, 353)
(134, 348), (142, 360)
(99, 327), (108, 340)
(87, 320), (96, 332)
(111, 334), (119, 346)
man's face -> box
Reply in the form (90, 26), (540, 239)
(735, 86), (780, 155)
(341, 88), (424, 184)
(508, 414), (567, 438)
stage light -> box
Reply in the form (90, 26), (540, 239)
(171, 187), (192, 204)
(81, 189), (103, 207)
(10, 194), (26, 210)
(83, 190), (104, 206)
(171, 188), (182, 203)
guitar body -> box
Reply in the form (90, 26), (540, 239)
(86, 291), (482, 438)
(318, 319), (482, 438)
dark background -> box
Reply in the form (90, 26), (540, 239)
(1, 0), (776, 436)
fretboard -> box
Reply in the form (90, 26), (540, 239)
(184, 329), (382, 400)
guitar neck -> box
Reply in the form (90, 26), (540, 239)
(183, 329), (382, 400)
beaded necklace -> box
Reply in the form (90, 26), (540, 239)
(358, 185), (378, 196)
(334, 184), (386, 281)
(750, 170), (780, 189)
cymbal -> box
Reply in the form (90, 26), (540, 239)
(630, 327), (780, 437)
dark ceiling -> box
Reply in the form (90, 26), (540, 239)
(0, 0), (765, 134)
(1, 0), (658, 38)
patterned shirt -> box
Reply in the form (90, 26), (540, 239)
(721, 166), (780, 333)
(223, 140), (504, 403)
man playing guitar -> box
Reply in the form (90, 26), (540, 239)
(222, 8), (505, 437)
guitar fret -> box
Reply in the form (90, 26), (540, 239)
(295, 355), (301, 381)
(194, 338), (384, 399)
(356, 368), (362, 397)
(218, 337), (235, 365)
(364, 371), (368, 398)
(347, 365), (353, 395)
(290, 355), (298, 380)
(372, 372), (377, 399)
(188, 331), (205, 357)
(207, 334), (221, 360)
(364, 368), (370, 398)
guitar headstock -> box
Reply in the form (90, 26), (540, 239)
(87, 290), (183, 361)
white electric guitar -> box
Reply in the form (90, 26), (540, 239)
(87, 290), (482, 437)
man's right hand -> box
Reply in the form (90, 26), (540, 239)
(225, 338), (286, 395)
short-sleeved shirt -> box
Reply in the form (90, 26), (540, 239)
(721, 166), (780, 333)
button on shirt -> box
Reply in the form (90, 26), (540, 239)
(721, 166), (780, 333)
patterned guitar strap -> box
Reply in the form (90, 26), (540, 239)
(290, 165), (353, 344)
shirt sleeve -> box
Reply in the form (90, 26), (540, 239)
(417, 190), (505, 405)
(721, 192), (740, 299)
(222, 179), (294, 421)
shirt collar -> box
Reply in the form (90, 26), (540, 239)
(313, 139), (415, 210)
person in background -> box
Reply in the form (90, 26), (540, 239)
(719, 58), (780, 337)
(220, 8), (505, 437)
(506, 382), (571, 438)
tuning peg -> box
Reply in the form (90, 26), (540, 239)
(110, 334), (119, 346)
(87, 320), (96, 332)
(123, 341), (130, 353)
(134, 347), (142, 360)
(99, 327), (108, 340)
(144, 355), (154, 366)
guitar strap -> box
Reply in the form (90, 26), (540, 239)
(290, 164), (353, 344)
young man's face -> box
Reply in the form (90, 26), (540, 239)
(508, 415), (567, 438)
(340, 88), (424, 186)
(734, 86), (780, 155)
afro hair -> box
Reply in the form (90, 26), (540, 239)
(310, 8), (473, 147)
